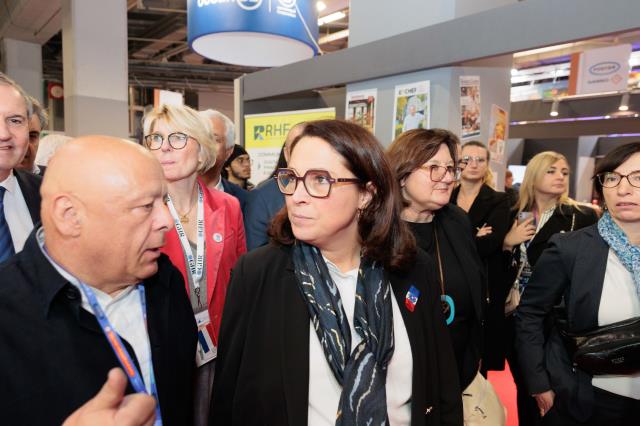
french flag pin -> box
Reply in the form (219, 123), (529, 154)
(405, 285), (420, 312)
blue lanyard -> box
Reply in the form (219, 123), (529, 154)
(79, 283), (163, 426)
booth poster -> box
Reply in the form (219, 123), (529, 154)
(392, 81), (430, 140)
(488, 104), (507, 163)
(460, 76), (481, 139)
(244, 107), (336, 185)
(345, 89), (377, 133)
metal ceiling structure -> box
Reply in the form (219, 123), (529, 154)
(1, 0), (350, 92)
(2, 0), (638, 95)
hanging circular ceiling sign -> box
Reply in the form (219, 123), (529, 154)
(188, 0), (319, 67)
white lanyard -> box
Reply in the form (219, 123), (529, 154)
(167, 185), (205, 290)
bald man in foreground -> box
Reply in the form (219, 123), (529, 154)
(0, 136), (197, 425)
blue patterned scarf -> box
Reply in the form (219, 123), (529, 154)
(292, 241), (394, 426)
(598, 211), (640, 298)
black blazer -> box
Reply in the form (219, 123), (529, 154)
(429, 204), (486, 387)
(210, 244), (463, 426)
(432, 204), (486, 327)
(515, 225), (610, 422)
(0, 232), (197, 425)
(524, 204), (598, 267)
(453, 185), (511, 370)
(14, 169), (42, 225)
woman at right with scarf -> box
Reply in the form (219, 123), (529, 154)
(516, 142), (640, 425)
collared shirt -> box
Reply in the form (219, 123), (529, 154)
(214, 176), (224, 192)
(35, 228), (153, 393)
(592, 249), (640, 399)
(0, 171), (34, 251)
(307, 258), (413, 426)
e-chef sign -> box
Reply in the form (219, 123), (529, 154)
(569, 44), (631, 95)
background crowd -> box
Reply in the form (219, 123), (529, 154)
(1, 70), (639, 426)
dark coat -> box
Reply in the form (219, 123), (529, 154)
(243, 178), (284, 251)
(14, 169), (42, 225)
(0, 232), (198, 425)
(429, 204), (486, 388)
(515, 224), (612, 423)
(523, 204), (598, 268)
(210, 244), (463, 426)
(221, 177), (249, 213)
(452, 185), (510, 370)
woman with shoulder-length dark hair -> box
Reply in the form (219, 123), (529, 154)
(387, 129), (502, 424)
(210, 119), (463, 426)
(516, 142), (640, 425)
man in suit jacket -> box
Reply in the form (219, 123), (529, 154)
(199, 109), (249, 211)
(0, 136), (197, 425)
(17, 95), (48, 176)
(0, 73), (42, 257)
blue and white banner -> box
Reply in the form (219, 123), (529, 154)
(188, 0), (319, 67)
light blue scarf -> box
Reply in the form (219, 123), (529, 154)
(598, 211), (640, 298)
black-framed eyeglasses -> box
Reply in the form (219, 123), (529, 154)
(596, 171), (640, 188)
(418, 165), (462, 182)
(275, 168), (362, 199)
(461, 155), (487, 165)
(144, 132), (193, 150)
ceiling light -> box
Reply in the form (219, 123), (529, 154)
(511, 68), (518, 76)
(316, 1), (326, 12)
(550, 100), (559, 117)
(318, 11), (346, 26)
(619, 92), (630, 111)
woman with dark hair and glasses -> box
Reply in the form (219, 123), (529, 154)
(142, 104), (246, 425)
(451, 141), (511, 375)
(210, 120), (462, 425)
(387, 129), (504, 425)
(516, 142), (640, 425)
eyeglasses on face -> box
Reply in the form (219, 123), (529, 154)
(418, 164), (462, 182)
(275, 168), (362, 199)
(597, 171), (640, 189)
(461, 155), (487, 165)
(144, 132), (193, 150)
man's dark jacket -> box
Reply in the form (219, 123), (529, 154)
(14, 169), (42, 225)
(0, 232), (197, 425)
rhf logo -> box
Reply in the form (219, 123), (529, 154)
(254, 125), (265, 141)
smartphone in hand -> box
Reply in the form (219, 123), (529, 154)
(518, 211), (534, 225)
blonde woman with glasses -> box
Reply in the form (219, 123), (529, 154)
(142, 104), (246, 425)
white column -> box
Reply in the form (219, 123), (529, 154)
(1, 38), (43, 103)
(62, 0), (129, 137)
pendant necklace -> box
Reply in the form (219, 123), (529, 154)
(434, 224), (456, 325)
(176, 194), (196, 224)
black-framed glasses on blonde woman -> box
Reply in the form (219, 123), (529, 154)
(275, 168), (361, 199)
(419, 165), (462, 182)
(144, 132), (194, 150)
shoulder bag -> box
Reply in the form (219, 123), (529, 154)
(558, 316), (640, 375)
